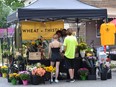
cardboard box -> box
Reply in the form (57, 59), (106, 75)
(29, 52), (41, 60)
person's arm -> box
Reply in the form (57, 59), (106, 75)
(48, 43), (51, 58)
(63, 38), (67, 52)
(60, 43), (63, 53)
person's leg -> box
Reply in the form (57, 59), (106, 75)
(72, 69), (74, 79)
(69, 69), (74, 79)
(50, 61), (55, 81)
(68, 59), (75, 82)
(72, 59), (75, 79)
(55, 61), (60, 82)
(66, 59), (73, 79)
(55, 61), (60, 80)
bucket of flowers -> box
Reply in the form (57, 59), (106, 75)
(44, 66), (56, 81)
(19, 71), (30, 85)
(1, 65), (8, 78)
(78, 68), (89, 80)
(9, 73), (20, 85)
(31, 67), (46, 85)
(86, 53), (97, 74)
(77, 42), (87, 58)
(85, 53), (97, 80)
(44, 66), (56, 73)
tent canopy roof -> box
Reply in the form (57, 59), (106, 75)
(23, 0), (98, 9)
(7, 0), (107, 23)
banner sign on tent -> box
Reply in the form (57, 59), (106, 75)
(8, 28), (15, 37)
(0, 28), (14, 38)
(20, 21), (64, 40)
(0, 29), (6, 38)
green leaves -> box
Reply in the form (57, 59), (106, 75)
(4, 0), (24, 10)
(0, 0), (24, 28)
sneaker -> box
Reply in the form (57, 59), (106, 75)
(55, 79), (59, 83)
(66, 79), (70, 82)
(50, 79), (53, 83)
(70, 79), (75, 83)
(66, 79), (75, 83)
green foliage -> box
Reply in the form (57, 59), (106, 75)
(20, 74), (29, 80)
(78, 68), (89, 77)
(4, 0), (24, 11)
(1, 66), (8, 73)
(78, 37), (85, 43)
(110, 63), (116, 69)
(0, 0), (24, 28)
(77, 42), (87, 50)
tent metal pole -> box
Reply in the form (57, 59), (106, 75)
(76, 18), (79, 38)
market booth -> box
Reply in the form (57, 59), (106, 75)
(6, 0), (109, 85)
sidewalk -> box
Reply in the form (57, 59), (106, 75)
(0, 71), (116, 87)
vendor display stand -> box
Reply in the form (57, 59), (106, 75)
(5, 0), (108, 86)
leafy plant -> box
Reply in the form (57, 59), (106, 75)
(19, 71), (30, 80)
(78, 68), (89, 77)
(0, 0), (24, 28)
(77, 42), (87, 51)
(9, 73), (20, 80)
(1, 66), (8, 73)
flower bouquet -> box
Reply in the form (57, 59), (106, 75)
(78, 68), (89, 80)
(19, 71), (30, 85)
(31, 67), (46, 85)
(9, 73), (20, 85)
(1, 66), (8, 78)
(32, 67), (46, 77)
(44, 66), (56, 73)
(44, 66), (56, 81)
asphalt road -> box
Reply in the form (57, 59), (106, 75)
(0, 71), (116, 87)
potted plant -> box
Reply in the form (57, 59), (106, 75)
(19, 71), (30, 85)
(31, 67), (46, 85)
(77, 42), (87, 57)
(44, 66), (56, 73)
(9, 73), (20, 85)
(44, 66), (56, 81)
(78, 68), (89, 80)
(1, 66), (8, 78)
(85, 55), (97, 80)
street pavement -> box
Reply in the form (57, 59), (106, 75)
(0, 71), (116, 87)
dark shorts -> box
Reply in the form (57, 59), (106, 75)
(50, 58), (61, 62)
(50, 53), (61, 62)
(65, 56), (75, 69)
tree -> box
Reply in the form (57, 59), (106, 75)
(0, 0), (24, 28)
(4, 0), (24, 11)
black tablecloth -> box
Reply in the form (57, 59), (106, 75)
(109, 54), (116, 60)
(28, 57), (90, 79)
